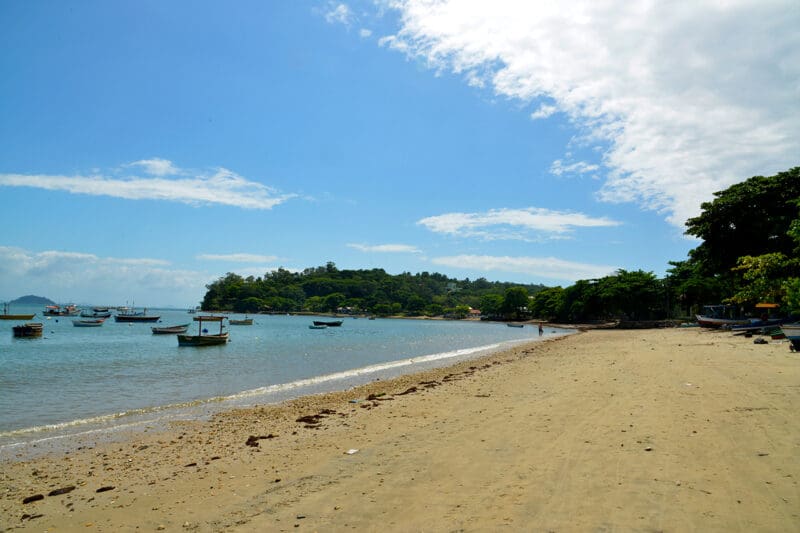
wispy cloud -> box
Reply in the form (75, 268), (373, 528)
(127, 158), (179, 177)
(197, 253), (280, 263)
(0, 160), (296, 209)
(347, 243), (422, 253)
(418, 207), (620, 241)
(381, 1), (800, 227)
(431, 254), (616, 283)
(531, 104), (557, 120)
(0, 246), (210, 306)
(549, 159), (600, 177)
(324, 2), (353, 25)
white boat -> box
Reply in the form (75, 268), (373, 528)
(72, 318), (106, 327)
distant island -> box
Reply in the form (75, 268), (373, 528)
(9, 295), (55, 305)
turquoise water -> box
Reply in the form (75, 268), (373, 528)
(0, 305), (571, 454)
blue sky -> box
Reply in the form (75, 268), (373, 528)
(1, 1), (798, 307)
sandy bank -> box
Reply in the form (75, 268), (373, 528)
(2, 328), (798, 531)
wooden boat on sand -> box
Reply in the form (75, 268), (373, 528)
(12, 322), (43, 337)
(178, 316), (229, 346)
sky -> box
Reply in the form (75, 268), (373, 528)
(1, 1), (798, 308)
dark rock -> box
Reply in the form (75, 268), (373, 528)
(96, 486), (115, 493)
(48, 486), (76, 496)
(22, 494), (44, 504)
(396, 386), (418, 396)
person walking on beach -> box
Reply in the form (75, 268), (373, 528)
(538, 322), (544, 336)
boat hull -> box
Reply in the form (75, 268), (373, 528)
(0, 314), (36, 320)
(695, 314), (749, 328)
(12, 322), (43, 337)
(313, 320), (343, 327)
(152, 324), (190, 334)
(115, 315), (161, 323)
(72, 319), (105, 327)
(229, 318), (253, 325)
(177, 333), (229, 346)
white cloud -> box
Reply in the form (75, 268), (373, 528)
(325, 3), (353, 25)
(197, 253), (280, 263)
(418, 207), (619, 240)
(531, 104), (557, 120)
(347, 243), (422, 253)
(0, 246), (211, 307)
(360, 28), (373, 38)
(128, 158), (179, 177)
(0, 160), (296, 209)
(381, 1), (800, 227)
(549, 159), (599, 177)
(431, 254), (616, 283)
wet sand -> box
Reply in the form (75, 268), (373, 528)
(2, 328), (798, 531)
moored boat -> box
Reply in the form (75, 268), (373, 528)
(72, 318), (106, 327)
(313, 320), (343, 327)
(506, 323), (524, 328)
(152, 323), (190, 334)
(81, 307), (112, 318)
(309, 324), (328, 329)
(115, 307), (161, 323)
(43, 304), (80, 316)
(0, 302), (35, 320)
(229, 316), (254, 325)
(177, 316), (229, 346)
(12, 322), (43, 337)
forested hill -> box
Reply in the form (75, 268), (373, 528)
(201, 263), (546, 318)
(10, 295), (55, 305)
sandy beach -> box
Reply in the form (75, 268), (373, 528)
(2, 327), (798, 532)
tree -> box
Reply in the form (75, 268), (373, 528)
(685, 167), (800, 275)
(502, 287), (530, 320)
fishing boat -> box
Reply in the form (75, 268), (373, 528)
(229, 316), (254, 325)
(12, 322), (43, 337)
(313, 320), (343, 327)
(72, 318), (106, 327)
(177, 316), (229, 346)
(0, 302), (35, 320)
(781, 324), (800, 349)
(309, 324), (328, 329)
(506, 323), (524, 328)
(80, 307), (112, 318)
(695, 305), (748, 328)
(114, 307), (161, 323)
(152, 323), (190, 334)
(43, 304), (80, 316)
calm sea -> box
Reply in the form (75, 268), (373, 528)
(0, 305), (572, 457)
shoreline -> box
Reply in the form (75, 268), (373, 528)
(2, 328), (798, 531)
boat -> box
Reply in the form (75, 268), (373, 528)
(80, 307), (112, 318)
(506, 323), (524, 328)
(695, 305), (748, 328)
(309, 324), (328, 329)
(0, 302), (35, 320)
(780, 324), (800, 350)
(12, 322), (43, 337)
(313, 320), (343, 327)
(72, 318), (106, 327)
(114, 307), (161, 323)
(177, 316), (229, 346)
(43, 304), (80, 316)
(229, 316), (254, 325)
(152, 323), (190, 334)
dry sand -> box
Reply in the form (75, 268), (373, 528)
(2, 328), (798, 532)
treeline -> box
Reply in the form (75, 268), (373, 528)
(201, 167), (800, 322)
(201, 263), (547, 318)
